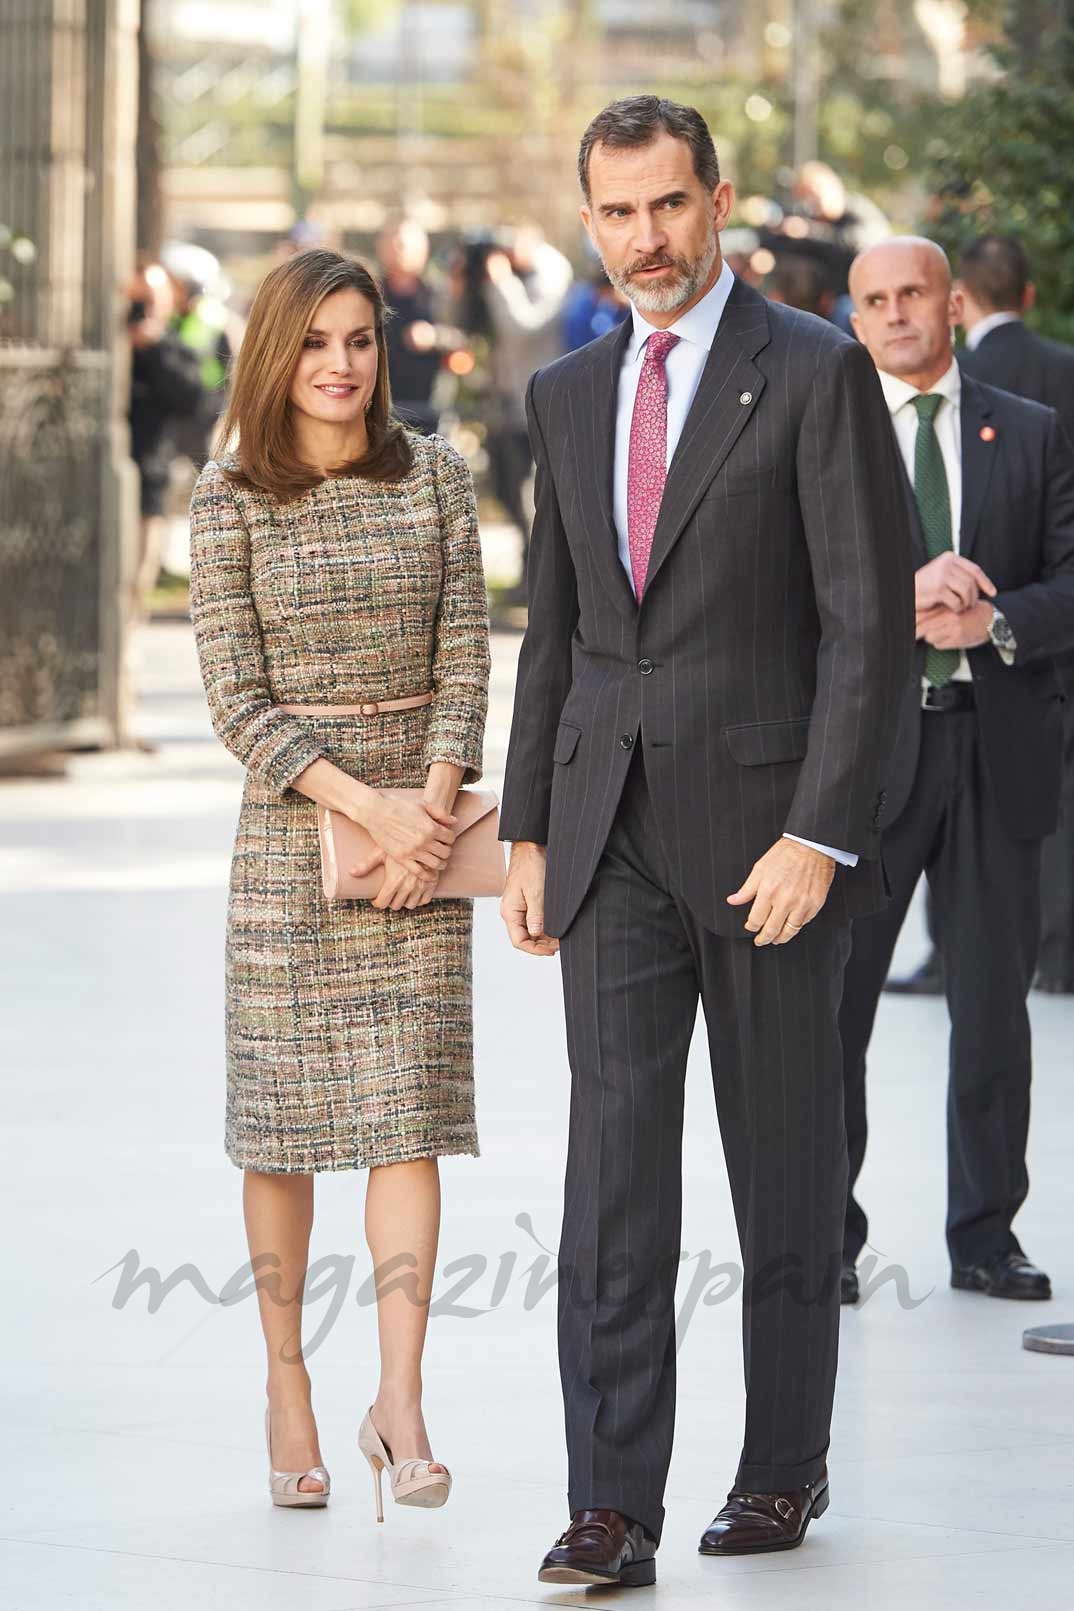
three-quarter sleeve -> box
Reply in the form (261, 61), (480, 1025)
(422, 436), (491, 785)
(187, 461), (330, 795)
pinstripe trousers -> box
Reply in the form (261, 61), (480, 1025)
(557, 744), (851, 1546)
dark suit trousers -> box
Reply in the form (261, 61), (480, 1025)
(1038, 669), (1074, 983)
(557, 745), (851, 1547)
(840, 710), (1042, 1269)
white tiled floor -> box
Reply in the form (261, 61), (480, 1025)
(2, 621), (1072, 1610)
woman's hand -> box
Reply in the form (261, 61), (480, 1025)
(352, 789), (457, 880)
(370, 856), (438, 912)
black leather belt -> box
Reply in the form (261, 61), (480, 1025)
(921, 681), (975, 711)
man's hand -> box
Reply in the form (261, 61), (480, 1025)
(914, 552), (996, 614)
(404, 319), (437, 352)
(500, 842), (559, 956)
(917, 599), (992, 650)
(486, 250), (515, 286)
(128, 316), (165, 350)
(727, 839), (836, 945)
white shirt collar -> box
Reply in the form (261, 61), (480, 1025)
(877, 356), (961, 417)
(626, 256), (736, 363)
(964, 310), (1022, 351)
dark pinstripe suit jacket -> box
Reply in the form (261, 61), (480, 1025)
(499, 274), (916, 939)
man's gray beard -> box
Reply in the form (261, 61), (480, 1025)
(610, 229), (720, 316)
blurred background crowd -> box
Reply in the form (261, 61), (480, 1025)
(2, 1), (1074, 980)
(99, 0), (1074, 619)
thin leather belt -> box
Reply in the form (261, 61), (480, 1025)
(279, 692), (434, 717)
(921, 682), (975, 712)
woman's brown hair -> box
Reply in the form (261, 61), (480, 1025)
(218, 249), (413, 501)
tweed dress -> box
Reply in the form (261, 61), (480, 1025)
(187, 432), (490, 1173)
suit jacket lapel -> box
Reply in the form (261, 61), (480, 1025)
(957, 374), (997, 561)
(641, 278), (771, 601)
(572, 316), (636, 620)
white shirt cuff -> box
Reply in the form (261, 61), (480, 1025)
(783, 833), (859, 868)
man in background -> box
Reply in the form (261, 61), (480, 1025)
(764, 254), (835, 320)
(376, 215), (445, 436)
(890, 235), (1074, 996)
(960, 234), (1074, 994)
(160, 241), (234, 468)
(562, 264), (629, 351)
(841, 236), (1074, 1304)
(125, 261), (205, 746)
(482, 225), (573, 598)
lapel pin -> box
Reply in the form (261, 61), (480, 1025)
(739, 391), (752, 405)
(979, 425), (996, 442)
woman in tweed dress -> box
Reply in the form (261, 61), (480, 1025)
(188, 251), (489, 1507)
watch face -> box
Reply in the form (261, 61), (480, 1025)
(990, 612), (1016, 650)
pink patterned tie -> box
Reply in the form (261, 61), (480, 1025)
(627, 329), (680, 600)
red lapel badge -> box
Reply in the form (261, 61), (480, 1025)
(979, 425), (996, 442)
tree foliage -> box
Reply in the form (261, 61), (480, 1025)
(928, 5), (1074, 341)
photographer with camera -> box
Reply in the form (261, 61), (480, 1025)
(124, 261), (206, 745)
(453, 226), (572, 600)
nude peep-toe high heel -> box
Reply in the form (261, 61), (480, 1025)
(358, 1407), (452, 1522)
(264, 1404), (331, 1508)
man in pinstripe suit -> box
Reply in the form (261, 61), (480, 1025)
(498, 97), (914, 1586)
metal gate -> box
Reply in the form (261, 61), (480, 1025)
(0, 0), (139, 756)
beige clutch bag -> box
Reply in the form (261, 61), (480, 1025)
(316, 789), (507, 900)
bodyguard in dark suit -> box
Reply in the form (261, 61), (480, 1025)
(497, 97), (914, 1586)
(958, 237), (1074, 441)
(841, 237), (1074, 1306)
(958, 234), (1074, 994)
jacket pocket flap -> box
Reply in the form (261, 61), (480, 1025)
(723, 716), (811, 766)
(554, 722), (581, 764)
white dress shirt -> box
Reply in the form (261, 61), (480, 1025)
(612, 259), (856, 867)
(963, 310), (1021, 351)
(877, 360), (972, 683)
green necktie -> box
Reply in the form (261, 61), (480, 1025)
(912, 392), (959, 688)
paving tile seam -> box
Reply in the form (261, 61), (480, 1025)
(329, 1601), (481, 1611)
(802, 1511), (1074, 1546)
(4, 1530), (1073, 1589)
(322, 1543), (1074, 1611)
(681, 1537), (1074, 1579)
(823, 1435), (1074, 1468)
(0, 1535), (472, 1596)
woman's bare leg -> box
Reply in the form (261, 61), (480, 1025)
(365, 1157), (446, 1472)
(243, 1169), (326, 1492)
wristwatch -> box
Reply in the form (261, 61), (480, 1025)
(987, 605), (1017, 665)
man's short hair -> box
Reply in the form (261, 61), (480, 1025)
(577, 96), (720, 204)
(958, 234), (1031, 311)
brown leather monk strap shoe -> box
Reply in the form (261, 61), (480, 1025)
(698, 1471), (829, 1555)
(538, 1507), (657, 1586)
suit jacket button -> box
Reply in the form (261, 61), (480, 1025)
(620, 734), (634, 750)
(637, 658), (654, 675)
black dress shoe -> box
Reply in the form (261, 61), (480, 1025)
(1033, 969), (1074, 994)
(883, 949), (945, 995)
(951, 1251), (1052, 1300)
(538, 1508), (657, 1586)
(699, 1472), (829, 1555)
(840, 1261), (860, 1304)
